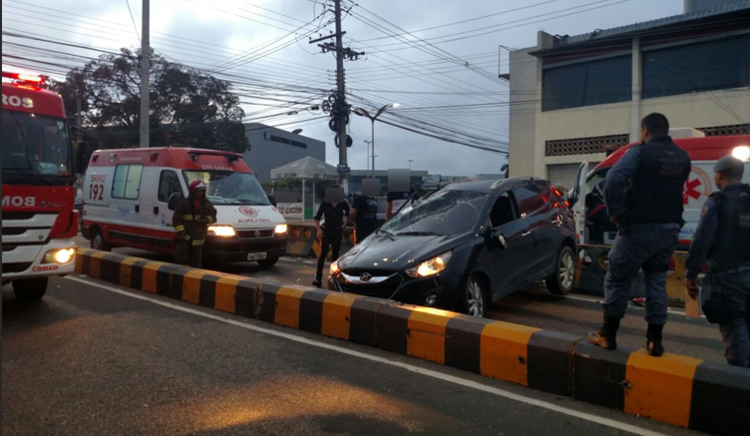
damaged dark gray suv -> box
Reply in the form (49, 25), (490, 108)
(328, 178), (576, 317)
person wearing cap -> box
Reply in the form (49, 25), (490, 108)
(685, 156), (750, 368)
(173, 179), (217, 268)
(589, 113), (691, 357)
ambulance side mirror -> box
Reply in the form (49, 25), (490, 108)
(267, 194), (277, 207)
(168, 192), (183, 211)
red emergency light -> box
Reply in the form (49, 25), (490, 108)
(2, 71), (46, 84)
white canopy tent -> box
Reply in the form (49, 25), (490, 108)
(270, 156), (338, 222)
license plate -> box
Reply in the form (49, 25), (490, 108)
(247, 252), (267, 261)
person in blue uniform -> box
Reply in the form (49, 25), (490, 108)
(588, 113), (691, 356)
(685, 156), (750, 368)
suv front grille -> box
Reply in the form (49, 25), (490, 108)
(337, 272), (403, 299)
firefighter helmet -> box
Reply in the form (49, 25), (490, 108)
(189, 179), (207, 192)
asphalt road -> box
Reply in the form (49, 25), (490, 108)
(3, 276), (698, 436)
(78, 234), (726, 364)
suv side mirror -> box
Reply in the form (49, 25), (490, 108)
(486, 227), (507, 250)
(168, 192), (184, 211)
(267, 194), (277, 207)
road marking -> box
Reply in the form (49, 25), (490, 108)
(66, 276), (668, 436)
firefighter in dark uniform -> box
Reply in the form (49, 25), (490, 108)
(312, 186), (350, 287)
(589, 113), (691, 356)
(350, 193), (379, 244)
(685, 156), (750, 368)
(173, 180), (217, 268)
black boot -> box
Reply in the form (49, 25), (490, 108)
(647, 323), (665, 357)
(588, 314), (620, 350)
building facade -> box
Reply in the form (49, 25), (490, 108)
(508, 0), (750, 188)
(243, 123), (325, 182)
(347, 170), (429, 195)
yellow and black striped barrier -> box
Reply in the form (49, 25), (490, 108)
(75, 248), (749, 435)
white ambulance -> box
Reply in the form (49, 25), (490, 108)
(81, 147), (288, 267)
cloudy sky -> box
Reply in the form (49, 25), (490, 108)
(2, 0), (685, 176)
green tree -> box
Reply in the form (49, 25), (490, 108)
(50, 48), (249, 152)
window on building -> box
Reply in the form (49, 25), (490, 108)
(642, 35), (750, 99)
(542, 55), (632, 111)
(112, 164), (143, 200)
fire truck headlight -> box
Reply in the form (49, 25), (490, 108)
(44, 248), (76, 264)
(207, 225), (236, 237)
(732, 146), (750, 161)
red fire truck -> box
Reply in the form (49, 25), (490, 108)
(2, 72), (79, 300)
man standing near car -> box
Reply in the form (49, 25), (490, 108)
(685, 156), (750, 368)
(589, 113), (691, 356)
(173, 180), (217, 268)
(313, 185), (350, 287)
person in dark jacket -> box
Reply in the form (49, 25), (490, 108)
(173, 179), (217, 268)
(313, 186), (349, 287)
(685, 156), (750, 368)
(588, 113), (691, 356)
(350, 193), (379, 244)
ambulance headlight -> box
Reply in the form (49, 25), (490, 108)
(275, 224), (288, 234)
(44, 248), (76, 264)
(207, 225), (236, 237)
(732, 146), (750, 161)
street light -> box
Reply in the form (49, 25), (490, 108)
(407, 159), (414, 170)
(354, 102), (400, 177)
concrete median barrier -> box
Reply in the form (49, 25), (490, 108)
(573, 341), (750, 435)
(75, 248), (749, 435)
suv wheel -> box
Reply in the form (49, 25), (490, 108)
(462, 274), (488, 318)
(90, 228), (111, 252)
(546, 245), (575, 295)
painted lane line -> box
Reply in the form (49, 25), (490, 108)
(66, 276), (668, 436)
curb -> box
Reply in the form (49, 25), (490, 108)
(75, 249), (749, 435)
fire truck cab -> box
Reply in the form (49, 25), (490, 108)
(2, 72), (79, 300)
(569, 132), (750, 248)
(81, 147), (288, 267)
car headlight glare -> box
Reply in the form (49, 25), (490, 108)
(330, 260), (340, 276)
(44, 248), (76, 264)
(405, 251), (452, 278)
(207, 225), (236, 237)
(275, 224), (288, 234)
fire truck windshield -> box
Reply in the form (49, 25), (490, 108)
(2, 110), (73, 185)
(183, 170), (271, 206)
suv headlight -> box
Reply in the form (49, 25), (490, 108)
(207, 225), (236, 237)
(330, 260), (340, 276)
(405, 251), (452, 278)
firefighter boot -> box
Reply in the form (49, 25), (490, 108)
(588, 314), (620, 350)
(647, 323), (665, 357)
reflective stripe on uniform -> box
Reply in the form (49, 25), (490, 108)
(175, 225), (185, 232)
(192, 239), (205, 246)
(182, 214), (196, 221)
(207, 216), (216, 223)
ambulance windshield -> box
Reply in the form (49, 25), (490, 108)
(2, 110), (72, 184)
(183, 170), (270, 206)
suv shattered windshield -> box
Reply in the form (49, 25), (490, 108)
(380, 190), (486, 236)
(183, 171), (271, 206)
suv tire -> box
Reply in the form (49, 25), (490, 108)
(546, 245), (575, 295)
(461, 274), (489, 318)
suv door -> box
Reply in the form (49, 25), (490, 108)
(513, 183), (559, 278)
(479, 191), (535, 299)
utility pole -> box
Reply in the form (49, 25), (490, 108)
(333, 0), (348, 187)
(311, 0), (364, 190)
(139, 0), (150, 148)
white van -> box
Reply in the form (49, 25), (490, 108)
(81, 147), (288, 267)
